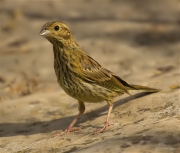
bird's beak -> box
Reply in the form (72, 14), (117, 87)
(39, 30), (50, 37)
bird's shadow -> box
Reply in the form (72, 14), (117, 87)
(0, 92), (153, 137)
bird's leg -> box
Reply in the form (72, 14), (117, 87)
(54, 101), (85, 136)
(94, 103), (114, 134)
(65, 101), (85, 132)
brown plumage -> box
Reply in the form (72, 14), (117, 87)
(39, 21), (160, 135)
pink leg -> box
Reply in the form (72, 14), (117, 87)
(94, 104), (113, 134)
(54, 101), (85, 136)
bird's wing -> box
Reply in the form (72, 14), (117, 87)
(80, 54), (135, 94)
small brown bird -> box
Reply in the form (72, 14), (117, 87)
(39, 21), (160, 135)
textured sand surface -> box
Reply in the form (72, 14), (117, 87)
(0, 0), (180, 153)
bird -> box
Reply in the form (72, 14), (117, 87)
(39, 21), (160, 135)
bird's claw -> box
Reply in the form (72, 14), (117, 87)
(93, 122), (114, 135)
(54, 126), (81, 137)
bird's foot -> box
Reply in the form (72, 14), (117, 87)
(54, 126), (81, 137)
(93, 122), (114, 135)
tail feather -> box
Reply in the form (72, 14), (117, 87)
(128, 84), (161, 92)
(113, 75), (160, 93)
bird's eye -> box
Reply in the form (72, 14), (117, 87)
(54, 26), (59, 31)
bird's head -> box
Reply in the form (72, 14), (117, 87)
(39, 21), (72, 45)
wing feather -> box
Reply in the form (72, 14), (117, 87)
(79, 54), (131, 94)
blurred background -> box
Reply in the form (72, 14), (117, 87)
(0, 0), (179, 101)
(0, 0), (180, 152)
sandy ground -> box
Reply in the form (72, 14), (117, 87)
(0, 0), (180, 153)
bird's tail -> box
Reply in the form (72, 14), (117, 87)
(113, 75), (160, 94)
(128, 84), (161, 92)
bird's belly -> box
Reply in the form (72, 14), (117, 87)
(54, 67), (119, 102)
(60, 79), (119, 103)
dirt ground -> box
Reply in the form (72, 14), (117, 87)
(0, 0), (180, 153)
